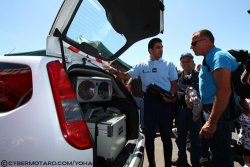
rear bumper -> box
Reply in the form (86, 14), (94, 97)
(124, 132), (145, 167)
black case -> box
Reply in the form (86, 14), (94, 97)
(146, 83), (173, 99)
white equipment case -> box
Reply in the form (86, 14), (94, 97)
(85, 107), (126, 162)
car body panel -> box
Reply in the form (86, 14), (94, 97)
(0, 56), (93, 162)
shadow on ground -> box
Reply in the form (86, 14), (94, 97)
(171, 131), (244, 167)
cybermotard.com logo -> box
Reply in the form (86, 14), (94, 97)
(1, 160), (93, 167)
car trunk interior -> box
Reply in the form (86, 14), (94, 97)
(68, 65), (140, 164)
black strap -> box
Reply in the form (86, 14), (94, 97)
(229, 83), (236, 119)
(202, 58), (211, 72)
(54, 28), (67, 72)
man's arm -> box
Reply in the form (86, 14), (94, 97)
(170, 80), (178, 95)
(200, 68), (231, 138)
(116, 71), (131, 81)
(163, 80), (178, 103)
(105, 66), (131, 80)
(209, 68), (231, 123)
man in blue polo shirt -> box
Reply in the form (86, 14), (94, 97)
(106, 38), (178, 167)
(190, 29), (238, 167)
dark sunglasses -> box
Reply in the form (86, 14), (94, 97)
(191, 39), (206, 46)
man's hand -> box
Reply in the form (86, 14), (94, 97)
(103, 64), (130, 80)
(199, 120), (217, 139)
(103, 65), (119, 75)
(199, 68), (231, 139)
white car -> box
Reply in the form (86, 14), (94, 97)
(0, 0), (164, 166)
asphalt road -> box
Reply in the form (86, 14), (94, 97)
(143, 132), (243, 167)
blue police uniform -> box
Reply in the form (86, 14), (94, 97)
(129, 58), (177, 92)
(128, 57), (178, 167)
(199, 47), (238, 167)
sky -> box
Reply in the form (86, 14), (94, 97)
(0, 0), (249, 69)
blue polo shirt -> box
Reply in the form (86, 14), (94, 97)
(128, 58), (178, 92)
(199, 47), (238, 104)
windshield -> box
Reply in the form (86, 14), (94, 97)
(67, 0), (126, 59)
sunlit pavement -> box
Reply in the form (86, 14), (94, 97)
(143, 132), (242, 167)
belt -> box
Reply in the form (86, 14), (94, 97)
(143, 92), (172, 104)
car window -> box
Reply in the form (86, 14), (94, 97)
(67, 0), (126, 59)
(0, 63), (32, 112)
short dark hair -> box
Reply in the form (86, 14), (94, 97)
(148, 38), (162, 49)
(198, 29), (215, 43)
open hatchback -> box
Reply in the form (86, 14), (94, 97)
(0, 0), (164, 166)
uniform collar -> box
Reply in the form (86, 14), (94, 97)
(148, 57), (163, 62)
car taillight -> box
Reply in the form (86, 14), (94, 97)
(47, 60), (92, 149)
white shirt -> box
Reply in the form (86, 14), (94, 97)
(128, 58), (178, 92)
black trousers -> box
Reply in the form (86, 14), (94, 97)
(144, 93), (173, 167)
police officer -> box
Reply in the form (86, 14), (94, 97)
(106, 38), (178, 167)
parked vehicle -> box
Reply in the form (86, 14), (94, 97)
(0, 0), (164, 166)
